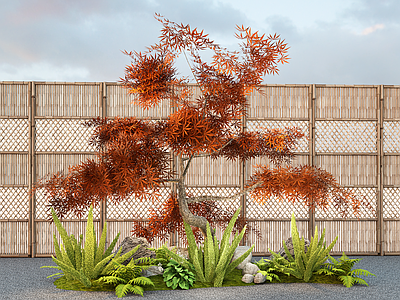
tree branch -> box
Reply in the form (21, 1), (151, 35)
(182, 137), (235, 161)
(186, 181), (263, 204)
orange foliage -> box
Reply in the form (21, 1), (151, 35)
(246, 165), (375, 218)
(28, 13), (375, 236)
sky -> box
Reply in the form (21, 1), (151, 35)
(1, 0), (399, 85)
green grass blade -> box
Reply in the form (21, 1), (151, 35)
(50, 207), (75, 268)
(84, 204), (95, 279)
(95, 220), (107, 266)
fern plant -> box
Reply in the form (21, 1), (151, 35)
(315, 252), (376, 287)
(40, 203), (144, 288)
(163, 259), (196, 290)
(93, 256), (155, 297)
(267, 211), (338, 282)
(254, 258), (282, 283)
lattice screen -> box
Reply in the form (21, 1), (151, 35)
(0, 119), (29, 151)
(246, 194), (310, 219)
(0, 187), (29, 219)
(315, 121), (377, 153)
(315, 188), (377, 219)
(35, 119), (97, 152)
(384, 122), (400, 153)
(106, 187), (173, 219)
(185, 187), (241, 213)
(383, 188), (400, 218)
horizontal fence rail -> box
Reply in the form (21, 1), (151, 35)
(0, 82), (399, 257)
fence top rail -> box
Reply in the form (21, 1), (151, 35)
(1, 81), (400, 88)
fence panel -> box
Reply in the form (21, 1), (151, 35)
(0, 82), (399, 257)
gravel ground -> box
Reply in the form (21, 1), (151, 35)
(0, 256), (398, 300)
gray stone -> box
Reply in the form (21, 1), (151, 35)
(105, 236), (156, 267)
(242, 262), (260, 276)
(241, 274), (254, 284)
(274, 237), (310, 260)
(254, 272), (267, 284)
(231, 246), (252, 269)
(141, 265), (164, 277)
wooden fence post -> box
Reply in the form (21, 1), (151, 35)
(100, 82), (108, 250)
(377, 85), (384, 255)
(28, 81), (37, 257)
(308, 84), (316, 240)
(240, 96), (247, 246)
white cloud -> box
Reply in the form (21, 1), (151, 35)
(0, 62), (90, 81)
(361, 23), (385, 35)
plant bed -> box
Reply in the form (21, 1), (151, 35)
(41, 204), (375, 298)
(52, 267), (345, 293)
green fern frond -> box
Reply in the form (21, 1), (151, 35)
(339, 275), (356, 288)
(351, 277), (370, 287)
(53, 234), (63, 261)
(84, 204), (95, 279)
(95, 220), (108, 266)
(350, 269), (376, 278)
(115, 283), (144, 298)
(282, 240), (294, 262)
(128, 276), (154, 287)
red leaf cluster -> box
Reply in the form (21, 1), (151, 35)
(27, 13), (375, 237)
(246, 165), (375, 219)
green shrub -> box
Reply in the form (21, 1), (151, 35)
(267, 211), (338, 282)
(94, 256), (155, 297)
(40, 203), (142, 288)
(315, 252), (376, 288)
(184, 206), (255, 287)
(163, 259), (196, 290)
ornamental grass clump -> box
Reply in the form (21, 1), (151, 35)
(184, 206), (254, 287)
(267, 211), (338, 283)
(40, 203), (149, 288)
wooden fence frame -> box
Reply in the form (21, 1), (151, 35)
(0, 82), (399, 257)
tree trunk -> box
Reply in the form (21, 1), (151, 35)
(177, 156), (215, 241)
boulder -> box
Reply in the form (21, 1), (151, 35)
(242, 274), (254, 284)
(231, 246), (252, 269)
(106, 236), (156, 267)
(254, 272), (266, 284)
(141, 265), (164, 277)
(242, 262), (260, 276)
(274, 237), (310, 260)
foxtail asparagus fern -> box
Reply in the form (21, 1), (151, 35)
(184, 206), (254, 287)
(268, 211), (338, 282)
(40, 203), (145, 288)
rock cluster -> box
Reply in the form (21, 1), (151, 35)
(240, 262), (267, 284)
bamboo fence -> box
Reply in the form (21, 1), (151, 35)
(0, 82), (399, 258)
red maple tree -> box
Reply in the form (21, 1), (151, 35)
(29, 13), (374, 244)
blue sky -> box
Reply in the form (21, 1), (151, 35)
(0, 0), (399, 84)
